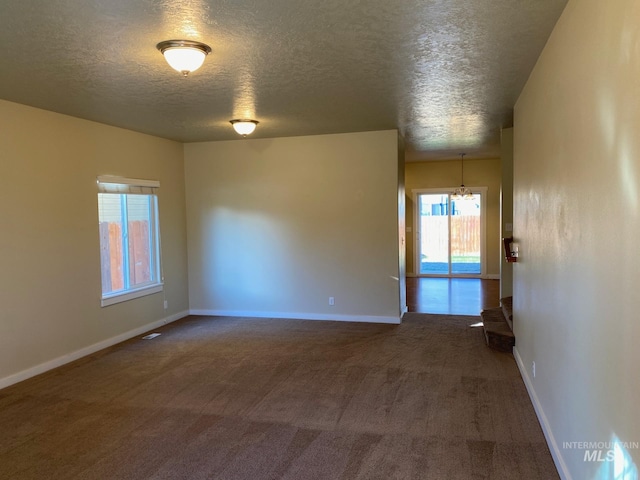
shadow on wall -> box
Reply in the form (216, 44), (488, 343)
(201, 207), (297, 309)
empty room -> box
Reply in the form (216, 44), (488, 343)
(1, 0), (639, 479)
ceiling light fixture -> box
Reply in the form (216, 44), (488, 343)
(452, 153), (474, 200)
(230, 119), (259, 136)
(156, 40), (211, 77)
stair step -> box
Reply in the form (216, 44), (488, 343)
(481, 307), (515, 353)
(481, 307), (507, 324)
(484, 328), (515, 353)
(500, 296), (513, 330)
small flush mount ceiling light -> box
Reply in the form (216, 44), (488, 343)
(452, 153), (475, 200)
(156, 40), (211, 77)
(230, 119), (259, 136)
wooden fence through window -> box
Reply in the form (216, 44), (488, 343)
(420, 215), (480, 260)
(99, 221), (151, 293)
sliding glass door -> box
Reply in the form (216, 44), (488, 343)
(415, 190), (485, 276)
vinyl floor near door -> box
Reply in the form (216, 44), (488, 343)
(406, 277), (500, 315)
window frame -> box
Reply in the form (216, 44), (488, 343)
(97, 176), (163, 307)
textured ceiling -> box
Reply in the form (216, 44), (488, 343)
(0, 0), (567, 160)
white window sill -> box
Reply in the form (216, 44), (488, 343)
(101, 283), (164, 307)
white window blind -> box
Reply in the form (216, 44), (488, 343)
(97, 175), (160, 195)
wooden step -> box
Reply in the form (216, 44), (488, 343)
(500, 296), (513, 330)
(481, 307), (515, 353)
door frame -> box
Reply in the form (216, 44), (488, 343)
(412, 187), (488, 278)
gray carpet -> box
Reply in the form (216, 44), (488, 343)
(0, 314), (559, 479)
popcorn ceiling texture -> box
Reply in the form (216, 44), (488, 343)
(0, 0), (566, 159)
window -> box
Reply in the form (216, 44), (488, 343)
(97, 176), (162, 306)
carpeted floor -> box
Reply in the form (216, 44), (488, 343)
(0, 314), (559, 479)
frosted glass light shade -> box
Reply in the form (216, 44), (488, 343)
(163, 47), (206, 74)
(157, 40), (211, 76)
(230, 119), (259, 136)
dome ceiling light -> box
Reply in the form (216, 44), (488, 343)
(156, 40), (211, 77)
(230, 119), (259, 136)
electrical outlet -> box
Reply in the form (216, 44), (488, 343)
(163, 300), (168, 310)
(532, 361), (536, 378)
(329, 297), (335, 306)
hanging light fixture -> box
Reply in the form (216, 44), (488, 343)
(156, 40), (211, 77)
(230, 119), (259, 136)
(452, 153), (474, 200)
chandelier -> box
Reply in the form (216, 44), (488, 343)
(452, 153), (474, 200)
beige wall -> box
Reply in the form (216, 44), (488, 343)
(514, 0), (640, 477)
(0, 99), (189, 386)
(184, 130), (402, 322)
(404, 158), (502, 277)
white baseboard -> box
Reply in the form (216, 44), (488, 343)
(189, 309), (401, 325)
(513, 347), (571, 480)
(0, 310), (189, 391)
(483, 273), (500, 280)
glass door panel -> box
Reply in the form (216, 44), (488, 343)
(450, 194), (481, 275)
(418, 194), (450, 275)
